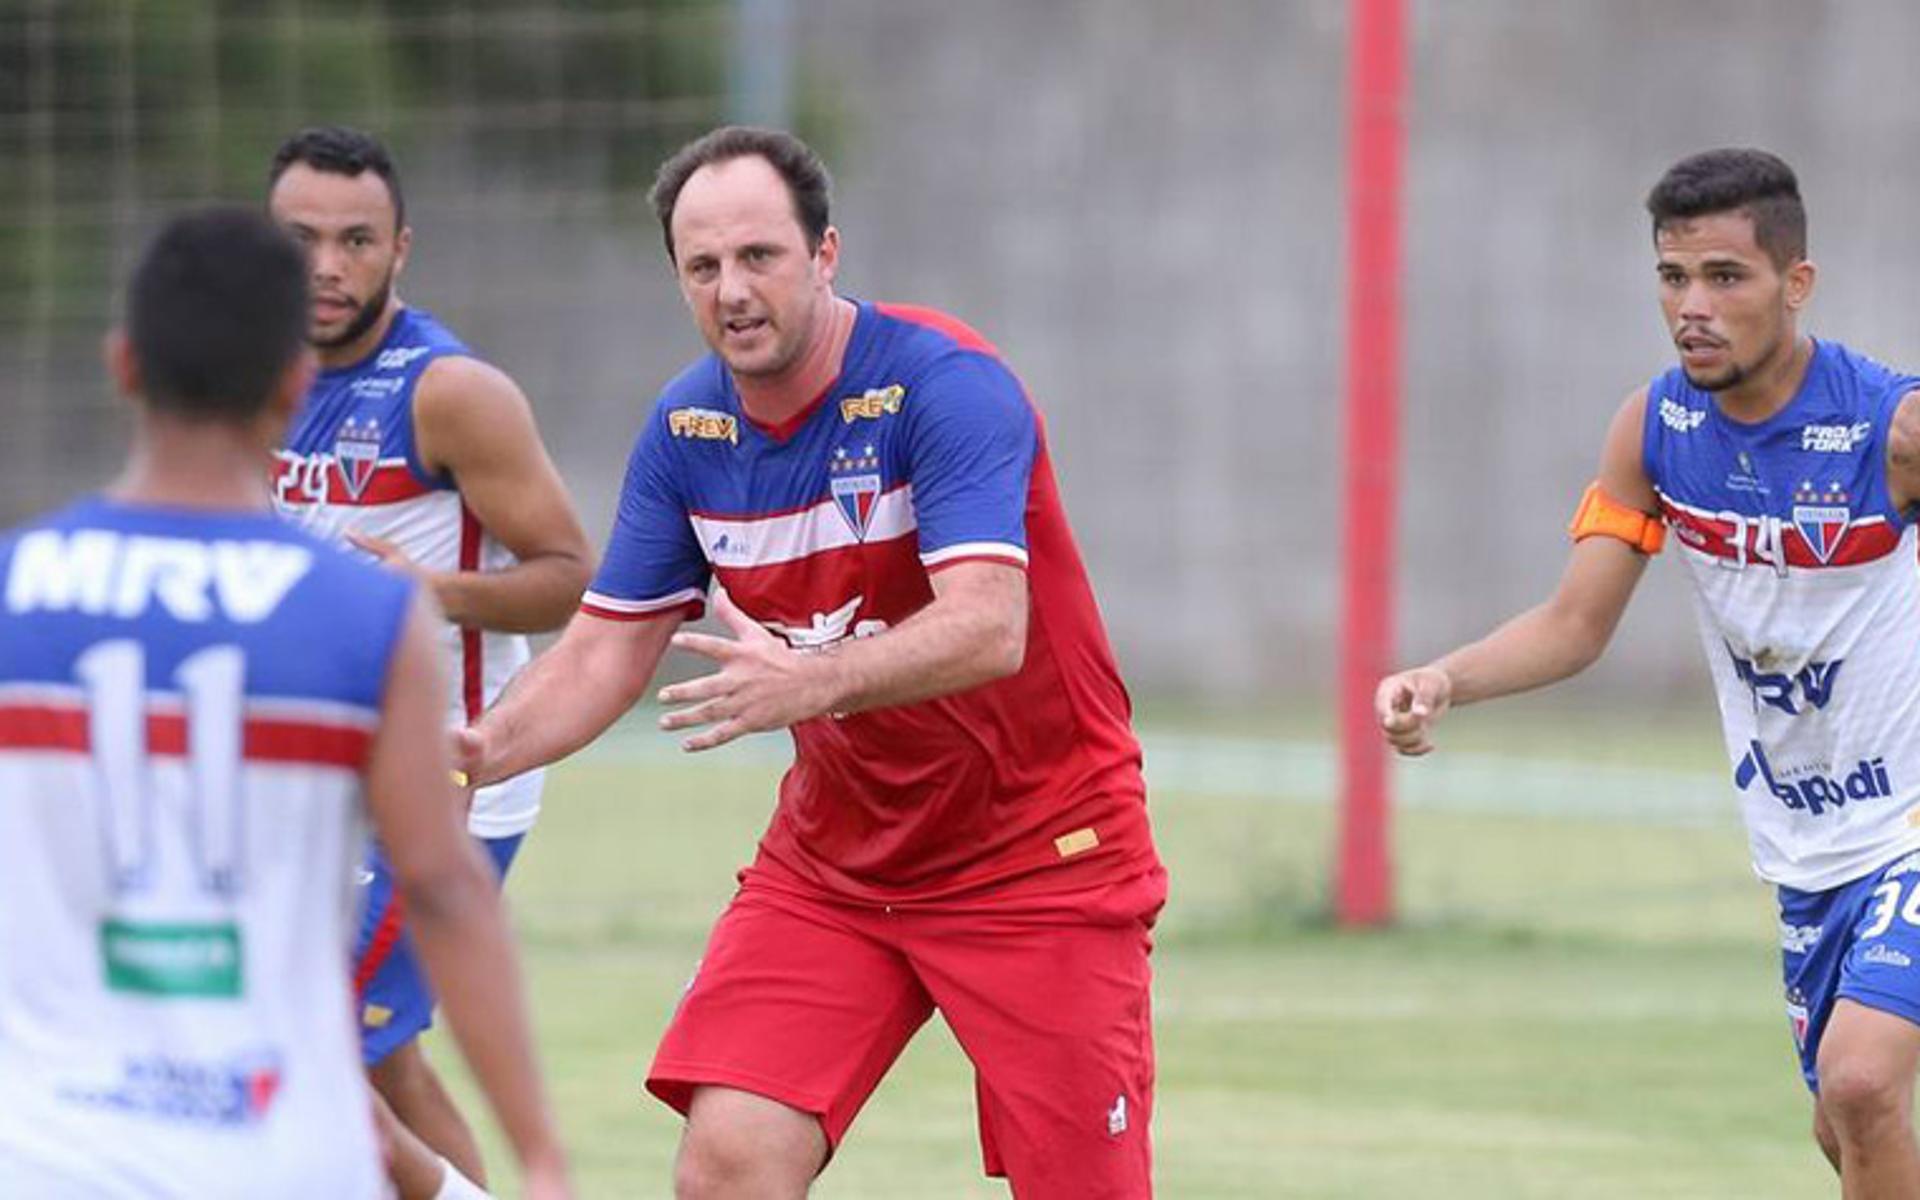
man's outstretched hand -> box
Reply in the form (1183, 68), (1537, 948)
(658, 590), (837, 752)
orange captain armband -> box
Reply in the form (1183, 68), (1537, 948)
(1568, 481), (1665, 555)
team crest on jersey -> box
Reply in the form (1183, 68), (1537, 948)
(840, 384), (905, 424)
(332, 416), (383, 501)
(1792, 481), (1850, 563)
(829, 444), (882, 539)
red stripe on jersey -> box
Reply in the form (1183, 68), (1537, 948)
(459, 504), (484, 722)
(273, 457), (438, 508)
(687, 482), (908, 524)
(342, 463), (439, 507)
(877, 303), (1001, 356)
(0, 702), (371, 768)
(244, 718), (374, 768)
(1823, 526), (1902, 566)
(0, 704), (86, 751)
(1660, 500), (1901, 568)
(149, 712), (187, 755)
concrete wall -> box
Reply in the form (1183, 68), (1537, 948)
(8, 0), (1920, 707)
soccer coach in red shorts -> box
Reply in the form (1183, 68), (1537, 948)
(458, 125), (1165, 1198)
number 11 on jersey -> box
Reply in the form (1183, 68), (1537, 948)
(75, 639), (249, 997)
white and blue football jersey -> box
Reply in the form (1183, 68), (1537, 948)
(0, 496), (410, 1198)
(1646, 339), (1920, 889)
(273, 307), (541, 837)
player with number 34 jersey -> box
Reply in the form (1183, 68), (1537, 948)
(1376, 149), (1920, 1192)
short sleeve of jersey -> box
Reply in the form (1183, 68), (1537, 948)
(581, 408), (710, 620)
(904, 352), (1038, 571)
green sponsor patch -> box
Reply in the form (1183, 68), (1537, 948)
(100, 920), (242, 998)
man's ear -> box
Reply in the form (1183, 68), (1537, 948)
(814, 225), (841, 287)
(104, 328), (142, 401)
(1785, 257), (1817, 312)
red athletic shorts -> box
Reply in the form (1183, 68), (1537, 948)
(647, 860), (1167, 1198)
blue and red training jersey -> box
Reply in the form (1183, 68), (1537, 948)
(584, 301), (1157, 901)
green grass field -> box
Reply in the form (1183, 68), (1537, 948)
(437, 708), (1836, 1198)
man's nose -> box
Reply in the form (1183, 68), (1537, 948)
(1677, 278), (1713, 322)
(309, 243), (345, 284)
(716, 260), (753, 306)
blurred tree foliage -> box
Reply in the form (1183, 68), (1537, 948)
(0, 0), (744, 327)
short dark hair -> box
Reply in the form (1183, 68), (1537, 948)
(127, 207), (309, 421)
(1646, 148), (1806, 268)
(648, 126), (832, 261)
(268, 125), (406, 229)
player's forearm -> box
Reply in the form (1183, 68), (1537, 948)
(473, 628), (654, 784)
(810, 593), (1025, 715)
(428, 552), (592, 633)
(1433, 601), (1613, 707)
(402, 860), (568, 1182)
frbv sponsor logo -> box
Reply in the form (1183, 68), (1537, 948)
(1735, 741), (1891, 816)
(668, 407), (739, 444)
(1727, 645), (1842, 716)
(840, 383), (905, 423)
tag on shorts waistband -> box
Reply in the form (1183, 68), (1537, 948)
(1054, 828), (1100, 858)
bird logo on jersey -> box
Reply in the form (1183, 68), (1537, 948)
(830, 444), (883, 540)
(332, 416), (383, 501)
(1792, 481), (1850, 564)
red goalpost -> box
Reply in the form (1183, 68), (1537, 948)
(1335, 0), (1406, 928)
